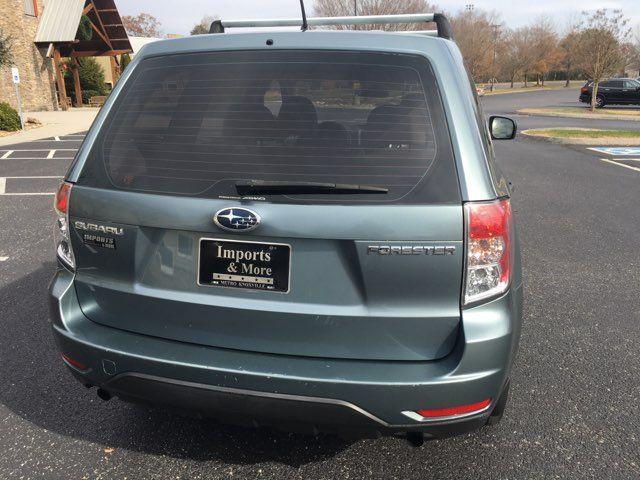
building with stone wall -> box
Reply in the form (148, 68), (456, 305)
(0, 0), (58, 111)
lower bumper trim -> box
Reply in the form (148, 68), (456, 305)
(99, 372), (490, 436)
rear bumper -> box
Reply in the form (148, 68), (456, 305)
(49, 267), (522, 437)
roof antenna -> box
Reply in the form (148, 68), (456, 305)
(299, 0), (308, 31)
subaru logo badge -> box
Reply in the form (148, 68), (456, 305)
(214, 208), (261, 232)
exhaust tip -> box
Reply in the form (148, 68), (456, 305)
(406, 431), (424, 447)
(97, 388), (112, 401)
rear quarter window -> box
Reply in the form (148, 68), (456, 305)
(78, 50), (459, 204)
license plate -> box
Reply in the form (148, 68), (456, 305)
(198, 238), (291, 293)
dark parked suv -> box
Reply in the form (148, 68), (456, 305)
(579, 78), (640, 108)
(49, 13), (522, 442)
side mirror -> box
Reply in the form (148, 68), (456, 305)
(489, 116), (517, 140)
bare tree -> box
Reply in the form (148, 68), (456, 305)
(528, 17), (561, 86)
(619, 41), (640, 77)
(450, 9), (501, 82)
(122, 13), (163, 37)
(575, 9), (631, 111)
(191, 15), (218, 35)
(498, 29), (520, 87)
(558, 30), (580, 87)
(498, 27), (531, 88)
(313, 0), (438, 31)
(514, 26), (538, 87)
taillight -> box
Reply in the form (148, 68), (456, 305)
(54, 182), (75, 270)
(463, 199), (512, 305)
(580, 87), (588, 94)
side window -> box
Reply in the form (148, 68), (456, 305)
(607, 81), (623, 89)
(463, 64), (509, 197)
(463, 67), (491, 151)
(23, 0), (38, 16)
(623, 81), (638, 89)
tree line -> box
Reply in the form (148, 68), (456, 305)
(314, 2), (638, 88)
(122, 2), (640, 111)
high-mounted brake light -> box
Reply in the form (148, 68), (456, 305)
(54, 182), (75, 270)
(463, 199), (512, 305)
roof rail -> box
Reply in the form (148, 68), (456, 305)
(209, 13), (454, 40)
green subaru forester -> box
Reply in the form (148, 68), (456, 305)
(49, 13), (522, 443)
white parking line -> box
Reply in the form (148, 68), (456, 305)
(0, 148), (76, 161)
(0, 176), (62, 196)
(0, 149), (77, 152)
(33, 139), (82, 142)
(2, 176), (63, 179)
(0, 192), (55, 196)
(11, 158), (74, 161)
(0, 256), (8, 262)
(598, 158), (640, 173)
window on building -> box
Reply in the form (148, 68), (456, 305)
(23, 0), (38, 16)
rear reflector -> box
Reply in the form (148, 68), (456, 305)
(61, 354), (88, 371)
(415, 398), (491, 419)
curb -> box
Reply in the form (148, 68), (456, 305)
(483, 86), (578, 96)
(517, 108), (640, 122)
(520, 130), (640, 146)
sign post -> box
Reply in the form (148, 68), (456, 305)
(11, 67), (24, 130)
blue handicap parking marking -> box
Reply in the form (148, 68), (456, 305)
(588, 147), (640, 156)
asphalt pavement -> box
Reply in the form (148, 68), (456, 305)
(485, 88), (640, 131)
(0, 91), (639, 479)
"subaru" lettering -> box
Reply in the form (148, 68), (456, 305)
(75, 221), (124, 236)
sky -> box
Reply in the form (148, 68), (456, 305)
(114, 0), (640, 36)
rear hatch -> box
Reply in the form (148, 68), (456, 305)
(70, 49), (463, 361)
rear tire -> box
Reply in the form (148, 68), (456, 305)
(595, 95), (605, 108)
(486, 381), (510, 426)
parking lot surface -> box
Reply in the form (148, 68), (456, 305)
(1, 92), (639, 479)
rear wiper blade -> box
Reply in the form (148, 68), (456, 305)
(235, 180), (389, 195)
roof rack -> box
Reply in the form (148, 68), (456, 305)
(209, 13), (454, 40)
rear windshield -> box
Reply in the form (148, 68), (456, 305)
(79, 50), (459, 203)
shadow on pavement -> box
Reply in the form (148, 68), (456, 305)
(0, 263), (352, 467)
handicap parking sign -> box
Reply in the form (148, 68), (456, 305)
(11, 67), (19, 84)
(588, 147), (640, 156)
